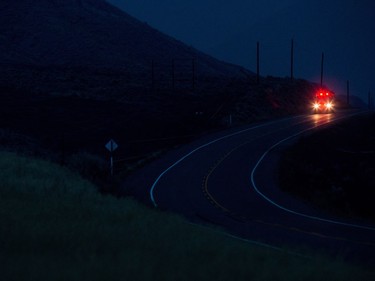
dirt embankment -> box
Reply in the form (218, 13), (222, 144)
(279, 113), (375, 222)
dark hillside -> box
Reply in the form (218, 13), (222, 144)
(0, 0), (321, 191)
(0, 0), (253, 99)
(0, 0), (243, 73)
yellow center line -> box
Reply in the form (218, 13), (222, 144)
(202, 121), (306, 213)
(201, 115), (375, 247)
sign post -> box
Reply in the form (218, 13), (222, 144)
(105, 139), (118, 176)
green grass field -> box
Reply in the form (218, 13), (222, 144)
(1, 151), (374, 281)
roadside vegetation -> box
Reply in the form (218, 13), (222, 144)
(0, 78), (318, 193)
(1, 151), (374, 281)
(279, 113), (375, 222)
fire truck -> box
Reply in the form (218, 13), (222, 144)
(313, 89), (335, 113)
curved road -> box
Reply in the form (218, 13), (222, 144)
(123, 110), (375, 263)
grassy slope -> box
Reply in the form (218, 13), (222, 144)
(1, 151), (374, 281)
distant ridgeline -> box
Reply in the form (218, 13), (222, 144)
(0, 0), (248, 97)
(0, 0), (324, 122)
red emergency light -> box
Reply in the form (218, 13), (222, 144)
(313, 89), (335, 113)
(316, 90), (333, 99)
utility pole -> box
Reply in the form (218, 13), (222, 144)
(257, 41), (260, 84)
(290, 39), (294, 80)
(172, 59), (175, 90)
(192, 58), (196, 91)
(151, 60), (155, 91)
(320, 52), (324, 87)
(369, 90), (372, 110)
(346, 80), (350, 106)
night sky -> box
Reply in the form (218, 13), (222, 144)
(108, 0), (375, 102)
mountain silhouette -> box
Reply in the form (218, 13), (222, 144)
(0, 0), (246, 78)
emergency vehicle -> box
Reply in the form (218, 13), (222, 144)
(313, 90), (335, 113)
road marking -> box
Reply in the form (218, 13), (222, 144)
(188, 222), (313, 259)
(150, 116), (304, 207)
(200, 112), (375, 243)
(185, 221), (311, 259)
(252, 219), (375, 247)
(250, 111), (375, 232)
(202, 118), (316, 213)
(149, 111), (375, 250)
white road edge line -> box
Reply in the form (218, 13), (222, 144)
(186, 221), (311, 259)
(150, 116), (304, 207)
(250, 112), (375, 231)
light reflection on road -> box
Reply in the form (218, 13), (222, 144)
(310, 113), (333, 127)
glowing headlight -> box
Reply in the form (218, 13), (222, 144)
(313, 103), (320, 109)
(325, 102), (333, 109)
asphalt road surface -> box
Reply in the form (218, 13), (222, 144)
(122, 110), (375, 264)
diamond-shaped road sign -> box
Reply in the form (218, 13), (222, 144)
(105, 139), (118, 152)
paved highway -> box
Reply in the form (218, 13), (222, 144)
(122, 111), (375, 263)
